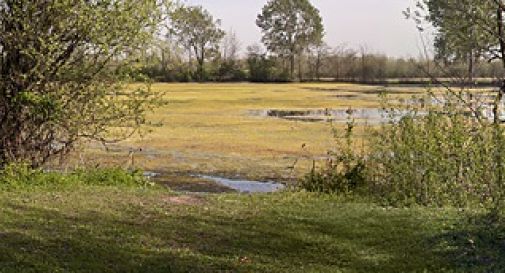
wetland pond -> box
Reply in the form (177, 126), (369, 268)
(250, 108), (416, 124)
(148, 172), (285, 193)
(197, 175), (285, 193)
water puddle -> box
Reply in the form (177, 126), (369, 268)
(143, 171), (160, 178)
(197, 175), (285, 193)
(253, 108), (416, 124)
(148, 172), (285, 193)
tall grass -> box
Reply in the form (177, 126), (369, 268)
(0, 164), (153, 190)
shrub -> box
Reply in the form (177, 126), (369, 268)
(300, 120), (367, 194)
(368, 104), (501, 207)
(301, 92), (505, 209)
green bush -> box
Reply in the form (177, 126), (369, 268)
(0, 164), (153, 189)
(368, 106), (501, 207)
(301, 160), (366, 194)
(302, 93), (505, 209)
(300, 120), (367, 194)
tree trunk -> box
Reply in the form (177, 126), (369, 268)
(298, 53), (303, 81)
(316, 52), (321, 81)
(187, 48), (193, 81)
(468, 50), (475, 84)
(198, 56), (204, 81)
(161, 46), (168, 77)
(290, 53), (295, 81)
(360, 48), (366, 82)
(492, 5), (505, 212)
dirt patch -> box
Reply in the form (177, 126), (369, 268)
(154, 174), (236, 193)
(333, 94), (360, 99)
(164, 195), (205, 206)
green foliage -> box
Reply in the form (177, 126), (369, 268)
(420, 0), (496, 63)
(213, 60), (247, 82)
(257, 0), (324, 79)
(0, 164), (152, 190)
(247, 50), (290, 82)
(368, 101), (502, 207)
(168, 4), (225, 82)
(303, 93), (505, 209)
(0, 0), (163, 168)
(300, 120), (366, 194)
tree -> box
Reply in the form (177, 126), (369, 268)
(410, 0), (505, 210)
(421, 0), (496, 82)
(222, 29), (241, 63)
(0, 0), (162, 168)
(256, 0), (324, 80)
(307, 42), (330, 81)
(140, 38), (188, 82)
(246, 44), (288, 82)
(215, 29), (246, 81)
(169, 4), (225, 81)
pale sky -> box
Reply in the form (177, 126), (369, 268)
(185, 0), (428, 58)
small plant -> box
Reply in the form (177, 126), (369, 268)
(299, 116), (366, 194)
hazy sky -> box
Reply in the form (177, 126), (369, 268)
(185, 0), (427, 58)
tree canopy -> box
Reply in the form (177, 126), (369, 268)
(421, 0), (496, 80)
(256, 0), (324, 80)
(169, 4), (224, 81)
(0, 0), (162, 167)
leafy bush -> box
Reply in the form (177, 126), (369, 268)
(301, 92), (505, 209)
(368, 104), (502, 207)
(300, 120), (367, 194)
(0, 164), (153, 190)
(247, 53), (290, 82)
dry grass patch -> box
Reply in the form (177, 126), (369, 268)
(74, 83), (437, 181)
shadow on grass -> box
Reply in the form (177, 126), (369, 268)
(0, 197), (498, 272)
(429, 214), (505, 273)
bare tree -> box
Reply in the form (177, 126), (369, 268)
(222, 29), (241, 63)
(307, 42), (330, 81)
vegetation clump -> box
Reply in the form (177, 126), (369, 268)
(0, 164), (151, 190)
(0, 0), (162, 168)
(301, 120), (366, 194)
(301, 94), (505, 210)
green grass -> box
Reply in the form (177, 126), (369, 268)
(0, 187), (502, 273)
(7, 83), (505, 272)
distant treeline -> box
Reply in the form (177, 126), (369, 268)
(133, 0), (505, 84)
(138, 41), (505, 83)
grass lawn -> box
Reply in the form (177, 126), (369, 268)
(0, 186), (503, 273)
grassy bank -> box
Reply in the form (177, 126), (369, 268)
(0, 187), (502, 273)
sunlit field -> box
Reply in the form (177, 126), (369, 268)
(9, 85), (505, 273)
(5, 0), (505, 272)
(67, 82), (446, 183)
